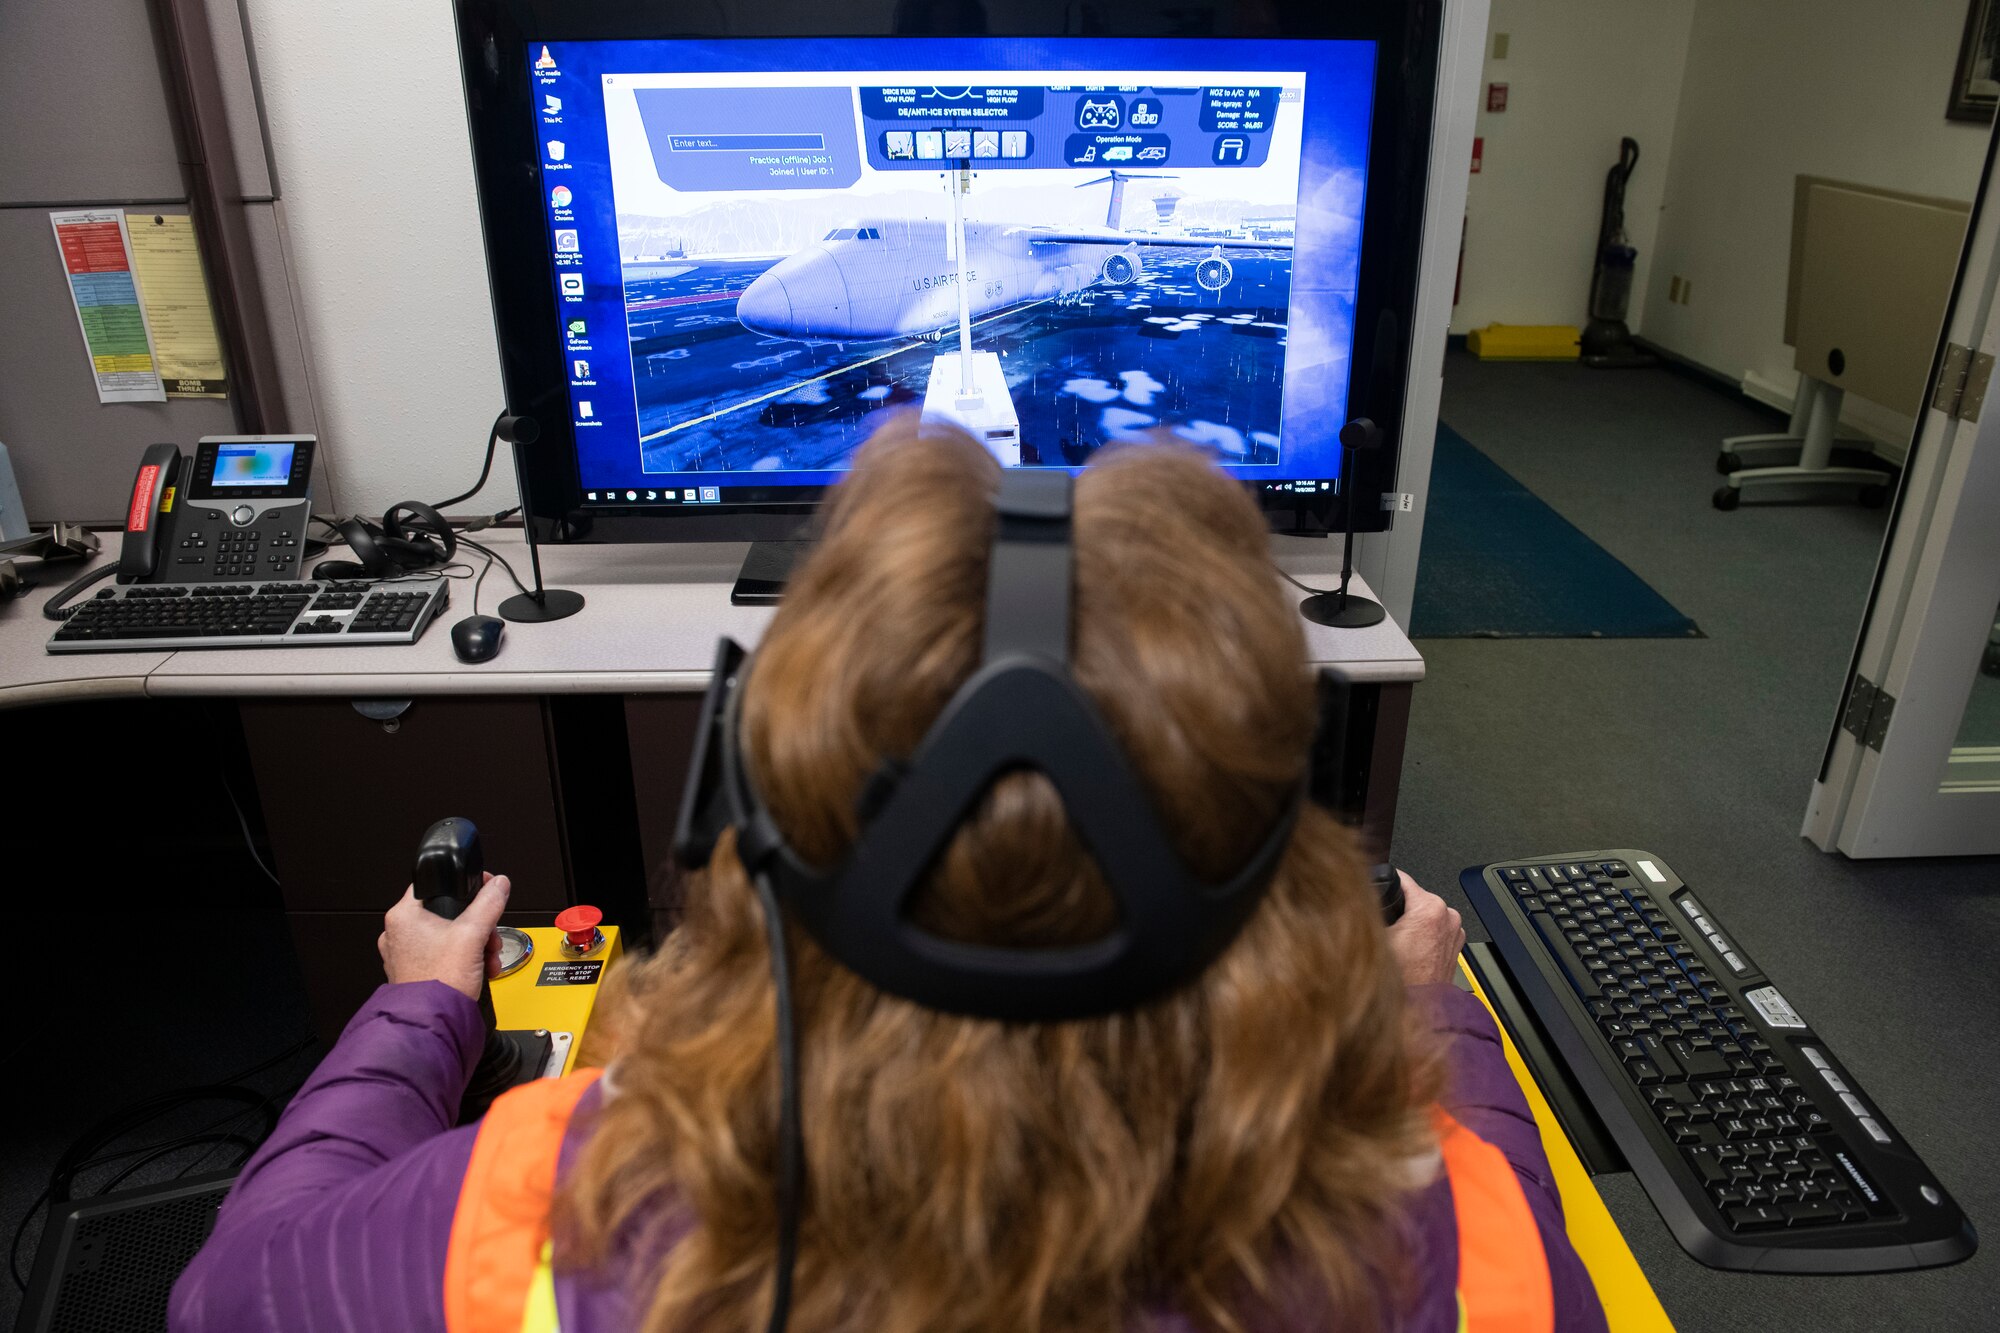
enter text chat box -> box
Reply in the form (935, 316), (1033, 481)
(634, 86), (862, 191)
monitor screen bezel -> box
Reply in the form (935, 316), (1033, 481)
(453, 0), (1442, 543)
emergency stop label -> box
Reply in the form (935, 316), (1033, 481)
(537, 960), (604, 986)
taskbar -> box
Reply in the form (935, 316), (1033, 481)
(579, 482), (823, 507)
(579, 477), (1341, 507)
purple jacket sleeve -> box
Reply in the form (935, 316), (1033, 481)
(1413, 982), (1609, 1333)
(169, 981), (486, 1333)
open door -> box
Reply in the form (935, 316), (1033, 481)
(1804, 124), (2000, 857)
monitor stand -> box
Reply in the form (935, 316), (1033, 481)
(731, 540), (812, 605)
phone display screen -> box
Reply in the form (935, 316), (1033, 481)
(188, 437), (314, 501)
(211, 443), (297, 486)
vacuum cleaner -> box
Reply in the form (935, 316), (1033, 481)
(1581, 137), (1656, 369)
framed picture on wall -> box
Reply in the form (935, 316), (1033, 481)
(1950, 0), (2000, 122)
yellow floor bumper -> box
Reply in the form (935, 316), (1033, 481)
(1466, 324), (1583, 360)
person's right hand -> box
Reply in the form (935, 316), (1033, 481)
(1384, 872), (1465, 987)
(378, 872), (511, 1001)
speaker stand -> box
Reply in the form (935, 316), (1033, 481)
(1299, 424), (1389, 630)
(499, 587), (585, 623)
(498, 432), (584, 624)
(1299, 587), (1387, 628)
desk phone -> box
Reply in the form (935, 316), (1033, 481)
(47, 437), (451, 653)
(122, 437), (316, 583)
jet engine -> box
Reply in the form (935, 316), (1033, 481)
(1194, 246), (1233, 291)
(1099, 248), (1142, 285)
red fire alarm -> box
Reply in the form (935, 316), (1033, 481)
(1471, 136), (1484, 173)
(1487, 82), (1508, 112)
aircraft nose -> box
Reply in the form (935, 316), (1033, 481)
(736, 268), (793, 335)
(735, 250), (849, 338)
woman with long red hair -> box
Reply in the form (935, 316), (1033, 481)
(173, 417), (1605, 1332)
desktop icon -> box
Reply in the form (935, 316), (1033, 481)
(578, 401), (594, 419)
(535, 45), (557, 70)
(544, 94), (562, 115)
(555, 229), (580, 253)
(547, 140), (566, 162)
(572, 359), (589, 379)
(551, 185), (572, 208)
(567, 318), (587, 337)
(559, 272), (585, 297)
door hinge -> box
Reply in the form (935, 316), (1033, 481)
(1931, 342), (1995, 421)
(1380, 492), (1414, 512)
(1841, 674), (1896, 752)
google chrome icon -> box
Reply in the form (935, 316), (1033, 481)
(550, 186), (573, 208)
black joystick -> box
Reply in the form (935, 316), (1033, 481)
(414, 817), (552, 1122)
(1374, 863), (1406, 925)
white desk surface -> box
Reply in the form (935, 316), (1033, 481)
(0, 532), (1422, 708)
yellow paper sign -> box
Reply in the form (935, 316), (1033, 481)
(126, 213), (228, 399)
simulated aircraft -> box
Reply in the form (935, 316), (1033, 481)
(731, 172), (1293, 344)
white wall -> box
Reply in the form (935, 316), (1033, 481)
(1450, 0), (1695, 336)
(246, 0), (511, 516)
(1640, 0), (1990, 438)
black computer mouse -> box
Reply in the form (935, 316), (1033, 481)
(451, 614), (505, 663)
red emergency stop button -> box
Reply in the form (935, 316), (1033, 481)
(555, 905), (604, 955)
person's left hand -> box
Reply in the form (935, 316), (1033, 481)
(378, 872), (512, 1001)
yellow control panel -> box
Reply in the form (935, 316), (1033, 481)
(491, 923), (622, 1076)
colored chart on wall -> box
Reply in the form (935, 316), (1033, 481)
(50, 209), (165, 404)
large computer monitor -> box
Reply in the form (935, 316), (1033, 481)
(454, 2), (1442, 544)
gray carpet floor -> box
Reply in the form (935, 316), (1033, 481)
(1398, 350), (2000, 1331)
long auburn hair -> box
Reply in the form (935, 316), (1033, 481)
(558, 415), (1440, 1332)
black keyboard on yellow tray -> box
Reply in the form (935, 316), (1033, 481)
(1462, 851), (1974, 1273)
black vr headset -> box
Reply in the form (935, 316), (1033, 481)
(674, 469), (1302, 1022)
(670, 468), (1394, 1331)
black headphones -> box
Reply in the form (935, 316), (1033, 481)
(673, 470), (1303, 1331)
(312, 502), (457, 581)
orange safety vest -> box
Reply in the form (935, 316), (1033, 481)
(442, 1080), (1555, 1333)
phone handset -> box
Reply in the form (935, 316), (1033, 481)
(118, 443), (184, 583)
